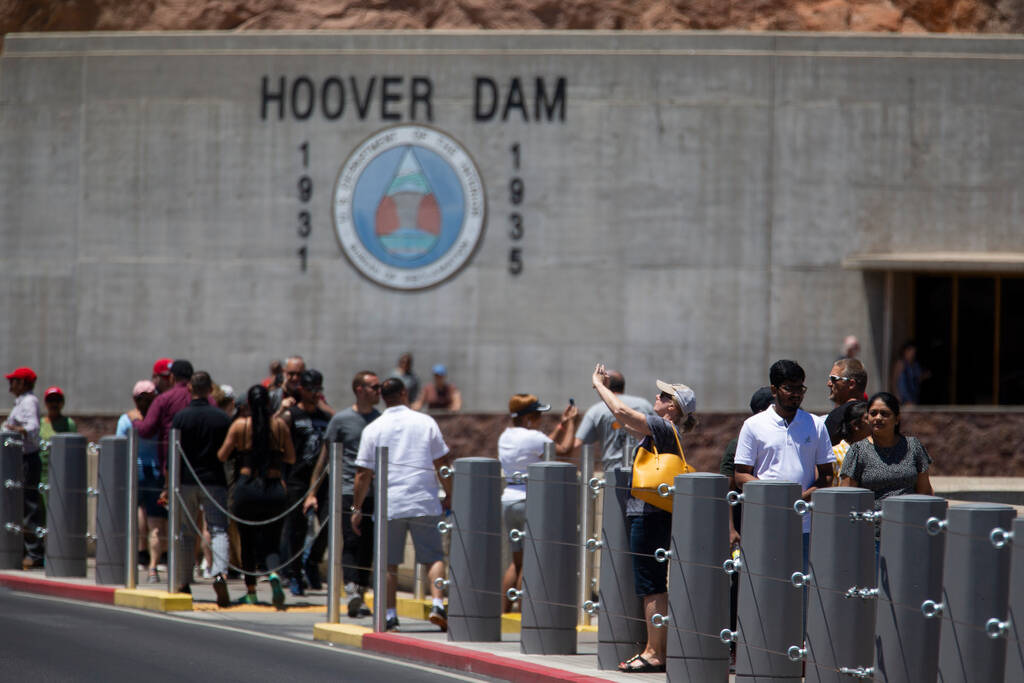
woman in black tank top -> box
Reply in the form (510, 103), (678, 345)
(218, 385), (296, 607)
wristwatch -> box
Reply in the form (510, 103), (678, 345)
(350, 505), (360, 513)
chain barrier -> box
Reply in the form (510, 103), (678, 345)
(173, 485), (327, 579)
(174, 442), (327, 527)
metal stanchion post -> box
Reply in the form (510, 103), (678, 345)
(874, 494), (947, 683)
(167, 429), (181, 594)
(521, 461), (579, 655)
(666, 473), (730, 681)
(447, 457), (502, 641)
(543, 441), (555, 462)
(577, 445), (594, 626)
(372, 446), (388, 633)
(804, 487), (876, 683)
(1005, 517), (1024, 681)
(125, 428), (138, 589)
(46, 434), (88, 577)
(327, 443), (343, 623)
(0, 431), (24, 570)
(596, 467), (645, 669)
(937, 503), (1016, 683)
(735, 481), (803, 681)
(96, 435), (128, 585)
(414, 563), (425, 600)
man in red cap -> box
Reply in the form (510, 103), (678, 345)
(152, 358), (174, 394)
(135, 359), (197, 473)
(2, 367), (44, 568)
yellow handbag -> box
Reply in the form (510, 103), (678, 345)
(630, 424), (694, 512)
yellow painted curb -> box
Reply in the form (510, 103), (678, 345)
(364, 595), (435, 621)
(114, 588), (193, 612)
(500, 613), (597, 633)
(502, 613), (521, 633)
(313, 622), (371, 648)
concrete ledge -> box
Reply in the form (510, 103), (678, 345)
(363, 633), (610, 683)
(0, 573), (116, 604)
(313, 622), (371, 648)
(113, 588), (193, 612)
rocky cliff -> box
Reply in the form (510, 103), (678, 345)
(3, 0), (1023, 38)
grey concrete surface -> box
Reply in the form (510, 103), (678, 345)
(1, 32), (1022, 414)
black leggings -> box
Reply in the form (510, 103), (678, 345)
(231, 476), (287, 589)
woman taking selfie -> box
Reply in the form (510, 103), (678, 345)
(591, 363), (698, 674)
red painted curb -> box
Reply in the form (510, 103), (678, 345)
(363, 633), (610, 683)
(0, 574), (117, 604)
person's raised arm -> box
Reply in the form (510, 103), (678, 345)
(591, 363), (650, 437)
(548, 403), (580, 456)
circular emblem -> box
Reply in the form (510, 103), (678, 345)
(333, 125), (486, 290)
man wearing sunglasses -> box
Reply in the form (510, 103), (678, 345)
(305, 371), (381, 616)
(734, 360), (834, 571)
(824, 358), (867, 446)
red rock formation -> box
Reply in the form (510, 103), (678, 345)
(2, 0), (1022, 38)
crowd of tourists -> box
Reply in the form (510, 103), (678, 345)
(3, 341), (933, 652)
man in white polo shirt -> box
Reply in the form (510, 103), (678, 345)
(351, 377), (452, 632)
(734, 359), (834, 570)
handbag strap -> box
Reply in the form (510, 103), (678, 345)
(668, 423), (684, 458)
(643, 420), (684, 458)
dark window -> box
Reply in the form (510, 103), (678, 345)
(910, 275), (1022, 405)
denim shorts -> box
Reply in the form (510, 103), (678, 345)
(629, 508), (672, 597)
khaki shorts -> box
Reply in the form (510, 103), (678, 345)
(503, 499), (526, 553)
(387, 515), (444, 566)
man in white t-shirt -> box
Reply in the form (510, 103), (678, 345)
(498, 393), (578, 611)
(574, 369), (654, 471)
(734, 360), (834, 569)
(351, 377), (452, 632)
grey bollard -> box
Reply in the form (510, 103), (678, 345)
(0, 431), (24, 569)
(1004, 518), (1024, 682)
(804, 487), (876, 683)
(666, 473), (730, 682)
(874, 494), (947, 683)
(597, 467), (646, 669)
(95, 436), (128, 585)
(447, 457), (502, 641)
(735, 480), (804, 681)
(521, 461), (579, 655)
(46, 434), (88, 577)
(937, 503), (1016, 683)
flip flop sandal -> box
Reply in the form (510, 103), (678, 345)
(618, 653), (666, 673)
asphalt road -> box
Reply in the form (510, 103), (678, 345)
(0, 589), (482, 683)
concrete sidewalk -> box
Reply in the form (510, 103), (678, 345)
(0, 563), (654, 682)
